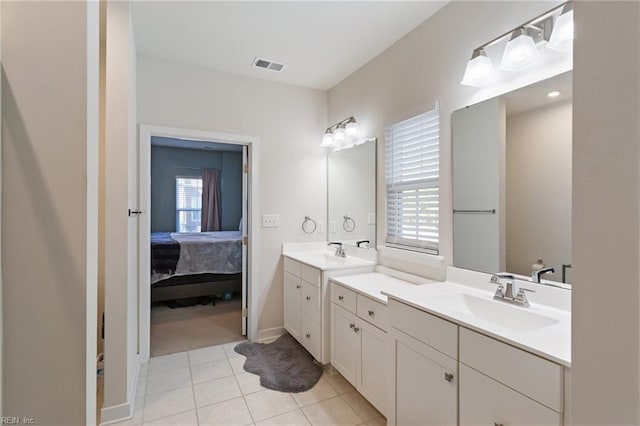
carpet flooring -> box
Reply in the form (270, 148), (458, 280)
(150, 297), (243, 357)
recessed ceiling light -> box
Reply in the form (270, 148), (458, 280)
(547, 90), (561, 98)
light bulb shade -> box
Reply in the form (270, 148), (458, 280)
(334, 126), (346, 141)
(500, 29), (541, 71)
(321, 131), (335, 148)
(461, 49), (497, 87)
(345, 120), (360, 137)
(547, 8), (574, 52)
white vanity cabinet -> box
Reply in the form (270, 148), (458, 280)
(388, 298), (566, 426)
(330, 282), (388, 415)
(283, 256), (373, 364)
(458, 328), (563, 426)
(388, 298), (458, 426)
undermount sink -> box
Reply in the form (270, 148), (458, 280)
(437, 292), (559, 332)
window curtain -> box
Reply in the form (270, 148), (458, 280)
(201, 168), (221, 232)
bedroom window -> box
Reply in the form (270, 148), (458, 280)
(176, 176), (203, 232)
(385, 104), (440, 254)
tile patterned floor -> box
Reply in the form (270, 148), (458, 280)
(110, 340), (386, 426)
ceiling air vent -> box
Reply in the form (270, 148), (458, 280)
(252, 57), (286, 72)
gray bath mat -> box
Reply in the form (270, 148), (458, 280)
(234, 333), (323, 393)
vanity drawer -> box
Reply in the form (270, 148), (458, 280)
(356, 294), (389, 332)
(460, 364), (562, 426)
(459, 327), (563, 412)
(301, 315), (321, 361)
(301, 281), (321, 324)
(331, 283), (357, 313)
(301, 264), (321, 288)
(284, 257), (301, 277)
(389, 298), (458, 359)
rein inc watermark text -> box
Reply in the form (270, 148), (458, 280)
(0, 418), (35, 424)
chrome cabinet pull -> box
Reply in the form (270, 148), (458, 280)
(306, 296), (311, 301)
(494, 423), (504, 426)
(353, 326), (360, 333)
(338, 295), (344, 301)
(296, 285), (301, 289)
(368, 310), (375, 316)
(444, 372), (454, 383)
(306, 333), (311, 339)
(349, 323), (355, 329)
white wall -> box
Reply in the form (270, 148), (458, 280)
(102, 2), (139, 422)
(506, 100), (572, 281)
(136, 54), (327, 336)
(328, 1), (568, 264)
(1, 1), (99, 424)
(572, 2), (640, 424)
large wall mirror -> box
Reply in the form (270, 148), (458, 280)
(452, 71), (572, 285)
(328, 138), (377, 248)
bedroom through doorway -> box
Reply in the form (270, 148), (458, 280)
(140, 131), (253, 358)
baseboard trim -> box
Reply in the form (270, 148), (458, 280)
(100, 357), (141, 425)
(257, 326), (285, 343)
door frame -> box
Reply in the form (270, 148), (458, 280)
(138, 124), (259, 362)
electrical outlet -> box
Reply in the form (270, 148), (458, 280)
(317, 220), (325, 234)
(368, 213), (376, 225)
(329, 221), (337, 234)
(262, 214), (280, 228)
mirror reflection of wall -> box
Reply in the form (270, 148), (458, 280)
(327, 139), (376, 248)
(453, 71), (572, 284)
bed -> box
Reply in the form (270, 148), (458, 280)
(150, 231), (243, 303)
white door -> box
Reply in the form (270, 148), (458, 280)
(330, 304), (359, 386)
(452, 97), (506, 272)
(129, 125), (139, 352)
(242, 145), (248, 335)
(284, 273), (301, 340)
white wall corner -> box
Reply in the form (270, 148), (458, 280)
(100, 358), (140, 425)
(258, 327), (285, 343)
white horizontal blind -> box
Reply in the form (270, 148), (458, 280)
(176, 177), (203, 232)
(385, 106), (440, 252)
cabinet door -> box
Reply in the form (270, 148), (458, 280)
(358, 320), (387, 415)
(301, 280), (321, 324)
(284, 272), (301, 340)
(459, 364), (561, 426)
(395, 332), (457, 426)
(331, 304), (359, 386)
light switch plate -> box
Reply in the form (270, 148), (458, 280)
(368, 213), (376, 225)
(262, 214), (280, 228)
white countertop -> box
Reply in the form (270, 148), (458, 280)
(383, 281), (571, 367)
(330, 272), (436, 305)
(282, 248), (375, 271)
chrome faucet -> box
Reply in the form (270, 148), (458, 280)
(532, 267), (555, 283)
(328, 242), (346, 258)
(490, 273), (534, 308)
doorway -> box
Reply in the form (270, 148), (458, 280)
(138, 125), (259, 362)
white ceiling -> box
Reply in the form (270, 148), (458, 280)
(131, 1), (448, 90)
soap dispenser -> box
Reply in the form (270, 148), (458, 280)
(531, 259), (546, 274)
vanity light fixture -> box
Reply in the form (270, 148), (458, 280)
(460, 1), (573, 87)
(547, 90), (561, 98)
(460, 48), (497, 87)
(321, 116), (362, 149)
(547, 3), (574, 52)
(500, 28), (541, 71)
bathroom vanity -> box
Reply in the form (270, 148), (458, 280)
(282, 245), (375, 364)
(384, 267), (571, 426)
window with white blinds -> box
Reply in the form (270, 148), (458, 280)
(176, 177), (203, 233)
(385, 106), (440, 253)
